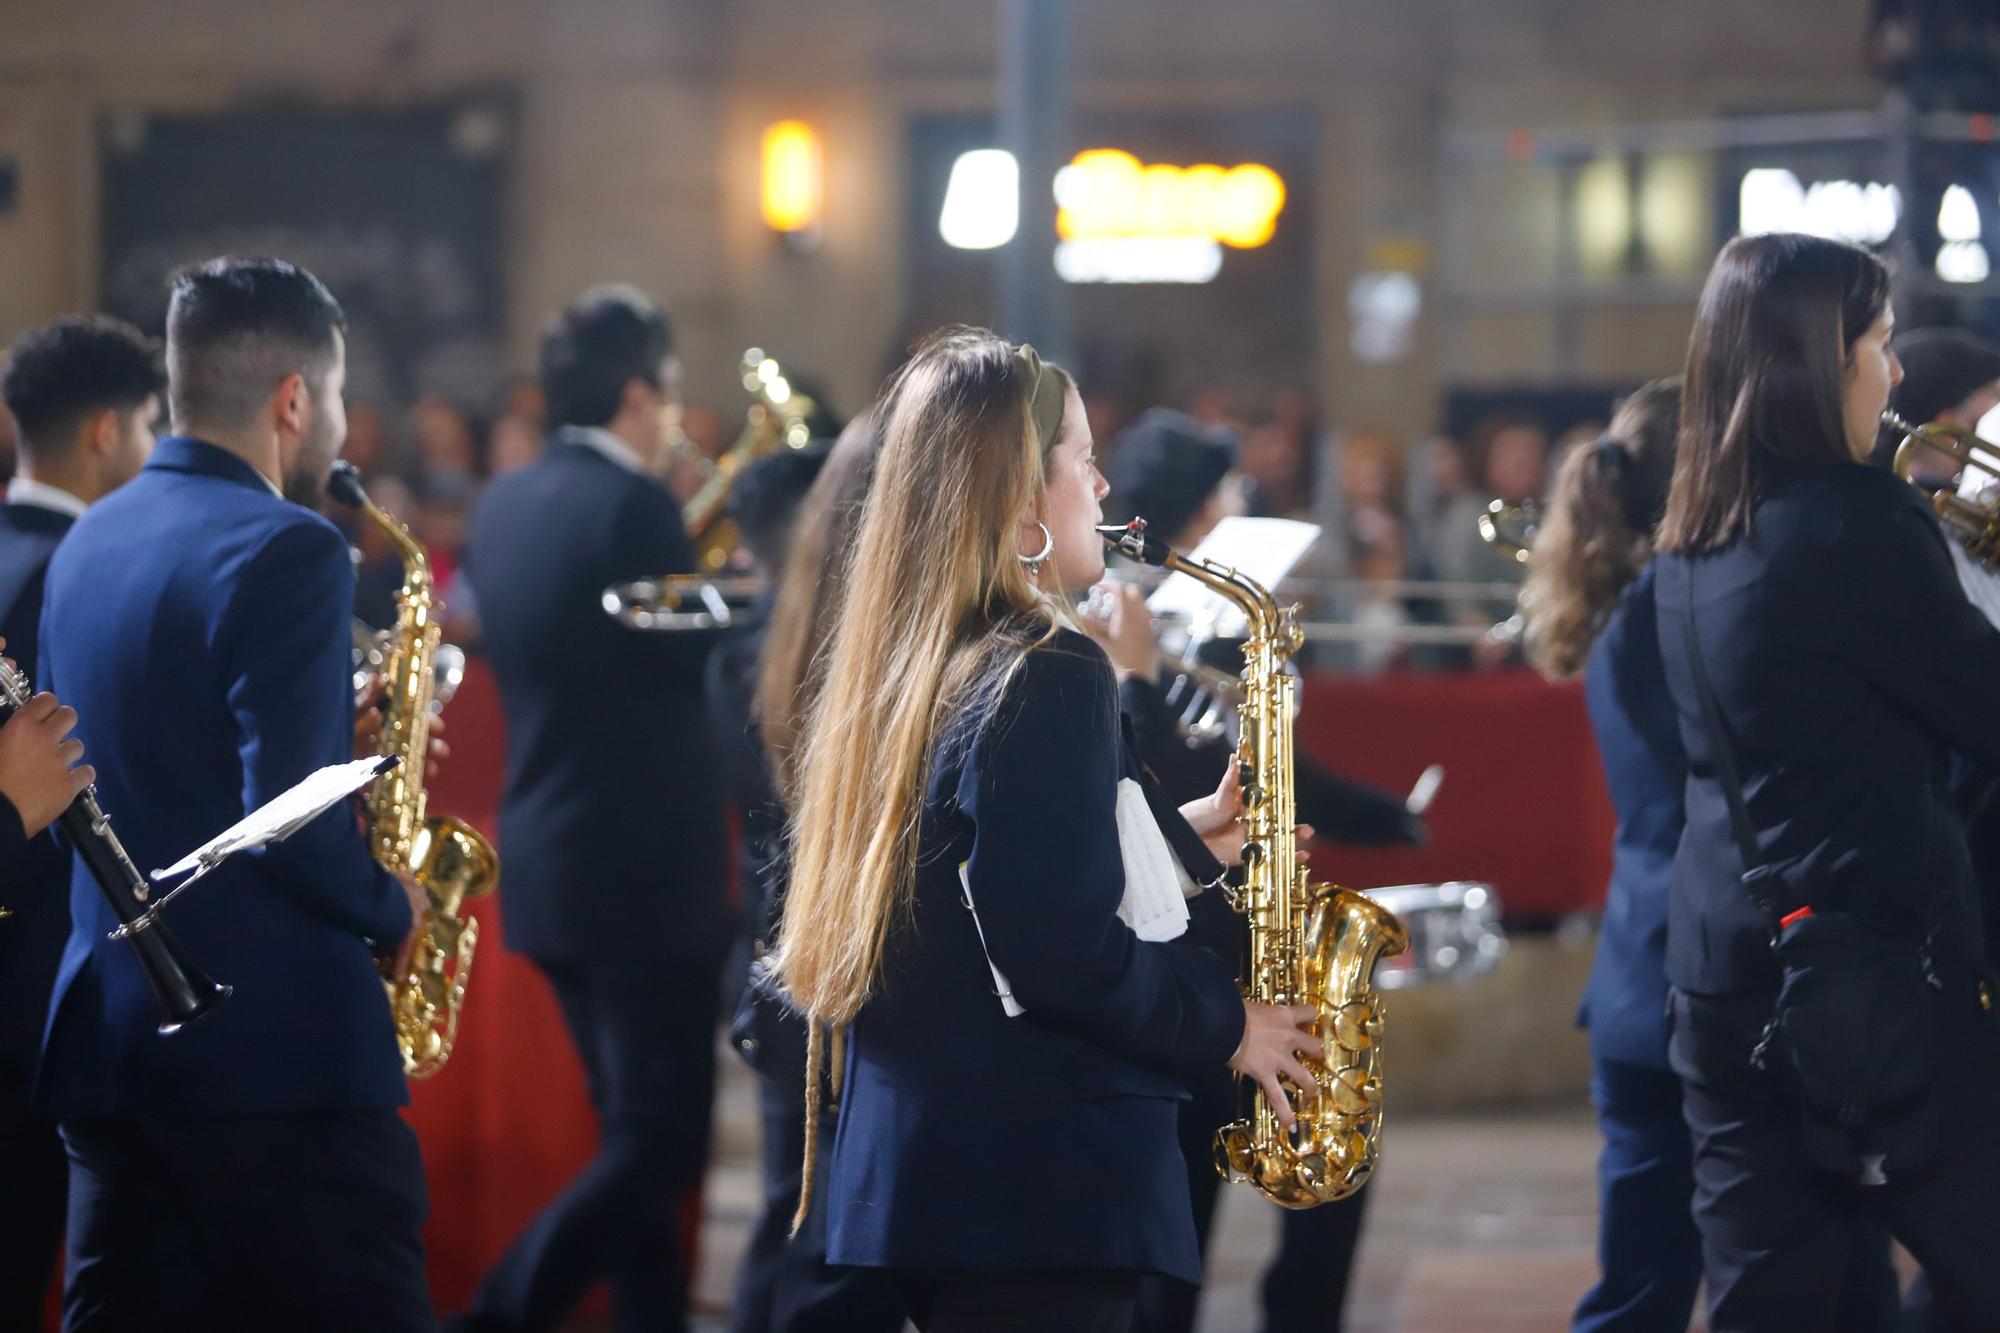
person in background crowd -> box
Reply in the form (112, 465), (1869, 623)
(1434, 415), (1550, 669)
(0, 312), (163, 1332)
(488, 412), (542, 474)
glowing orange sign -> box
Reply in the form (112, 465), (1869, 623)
(1054, 149), (1287, 249)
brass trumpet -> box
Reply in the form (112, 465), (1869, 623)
(1882, 410), (2000, 567)
(1475, 499), (1542, 564)
(602, 575), (764, 631)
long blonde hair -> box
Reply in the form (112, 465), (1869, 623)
(772, 327), (1073, 1028)
(1522, 378), (1681, 679)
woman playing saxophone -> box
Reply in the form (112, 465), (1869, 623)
(773, 328), (1317, 1332)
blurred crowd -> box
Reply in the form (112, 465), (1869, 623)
(0, 361), (1596, 675)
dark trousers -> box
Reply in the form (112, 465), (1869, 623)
(730, 1042), (903, 1333)
(899, 1271), (1140, 1333)
(1136, 1062), (1369, 1332)
(0, 1070), (65, 1331)
(460, 955), (720, 1333)
(1672, 979), (2000, 1332)
(1572, 1058), (1702, 1333)
(60, 1108), (434, 1333)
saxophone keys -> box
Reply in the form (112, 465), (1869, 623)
(1333, 998), (1383, 1051)
(1213, 1121), (1256, 1182)
(1329, 1065), (1381, 1116)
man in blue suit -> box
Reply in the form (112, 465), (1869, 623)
(0, 313), (164, 1330)
(37, 258), (432, 1332)
(457, 285), (725, 1333)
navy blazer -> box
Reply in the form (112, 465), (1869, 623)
(1576, 565), (1685, 1069)
(826, 630), (1245, 1284)
(0, 501), (76, 1085)
(1655, 455), (2000, 996)
(37, 438), (411, 1116)
(463, 437), (728, 964)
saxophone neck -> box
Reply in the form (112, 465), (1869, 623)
(328, 462), (432, 594)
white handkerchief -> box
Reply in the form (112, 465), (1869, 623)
(958, 862), (1027, 1018)
(1114, 778), (1192, 942)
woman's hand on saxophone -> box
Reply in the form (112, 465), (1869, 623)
(1230, 1002), (1323, 1129)
(1181, 763), (1316, 867)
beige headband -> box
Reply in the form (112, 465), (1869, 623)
(1012, 343), (1067, 456)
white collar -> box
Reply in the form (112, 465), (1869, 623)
(7, 477), (88, 520)
(554, 425), (645, 475)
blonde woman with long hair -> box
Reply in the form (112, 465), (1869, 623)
(773, 328), (1317, 1332)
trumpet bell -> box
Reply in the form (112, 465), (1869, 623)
(1476, 500), (1542, 564)
(1883, 410), (2000, 567)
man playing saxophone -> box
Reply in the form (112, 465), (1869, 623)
(37, 257), (434, 1332)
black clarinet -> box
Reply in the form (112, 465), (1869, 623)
(0, 660), (229, 1034)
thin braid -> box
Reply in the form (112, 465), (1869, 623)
(791, 1021), (825, 1236)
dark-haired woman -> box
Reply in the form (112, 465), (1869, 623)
(1524, 380), (1706, 1332)
(1655, 232), (2000, 1330)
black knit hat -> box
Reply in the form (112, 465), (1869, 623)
(1103, 408), (1238, 544)
(728, 439), (833, 571)
(1892, 327), (2000, 427)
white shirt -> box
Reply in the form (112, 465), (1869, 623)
(6, 477), (87, 520)
(554, 425), (645, 475)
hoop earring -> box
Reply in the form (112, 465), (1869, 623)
(1018, 521), (1054, 578)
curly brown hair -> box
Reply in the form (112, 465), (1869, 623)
(1522, 378), (1682, 680)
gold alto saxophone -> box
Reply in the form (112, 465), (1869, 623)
(1101, 519), (1410, 1207)
(330, 462), (499, 1079)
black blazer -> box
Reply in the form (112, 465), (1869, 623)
(1655, 455), (2000, 996)
(825, 630), (1244, 1283)
(38, 438), (411, 1116)
(464, 437), (727, 964)
(0, 502), (74, 1085)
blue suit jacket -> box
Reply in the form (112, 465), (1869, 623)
(37, 437), (411, 1116)
(0, 502), (76, 1084)
(463, 438), (727, 964)
(826, 630), (1245, 1284)
(1577, 565), (1685, 1069)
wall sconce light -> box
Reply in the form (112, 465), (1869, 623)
(762, 120), (824, 242)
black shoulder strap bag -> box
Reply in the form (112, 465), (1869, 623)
(1681, 569), (1939, 1186)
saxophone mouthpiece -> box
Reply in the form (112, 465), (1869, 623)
(1099, 518), (1173, 568)
(327, 460), (368, 510)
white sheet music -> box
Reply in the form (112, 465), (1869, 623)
(1144, 516), (1321, 639)
(151, 756), (395, 881)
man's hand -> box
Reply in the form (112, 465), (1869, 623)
(388, 868), (430, 980)
(0, 691), (94, 837)
(354, 676), (450, 779)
